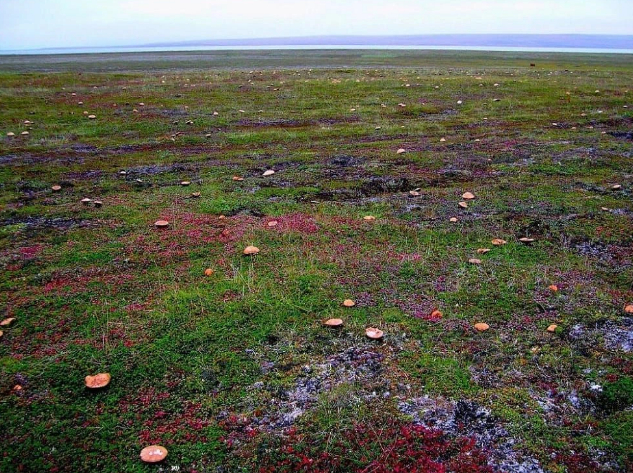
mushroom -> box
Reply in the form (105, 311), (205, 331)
(363, 215), (376, 221)
(491, 239), (507, 246)
(430, 309), (442, 319)
(343, 299), (356, 307)
(88, 115), (96, 119)
(458, 201), (468, 209)
(476, 248), (490, 254)
(519, 237), (535, 243)
(21, 131), (29, 136)
(81, 198), (92, 205)
(548, 285), (559, 292)
(191, 192), (201, 198)
(611, 184), (622, 190)
(93, 200), (103, 208)
(140, 445), (168, 463)
(474, 323), (490, 332)
(624, 304), (633, 314)
(85, 373), (111, 389)
(396, 148), (406, 154)
(204, 268), (214, 276)
(243, 246), (260, 255)
(462, 192), (475, 200)
(7, 132), (15, 137)
(468, 258), (482, 265)
(546, 324), (558, 333)
(365, 327), (384, 340)
(262, 170), (275, 177)
(0, 318), (15, 327)
(267, 221), (278, 227)
(324, 318), (343, 327)
(180, 181), (191, 186)
(51, 185), (62, 192)
(232, 176), (244, 181)
(154, 220), (169, 228)
(449, 217), (458, 222)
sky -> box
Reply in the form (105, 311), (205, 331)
(0, 0), (632, 50)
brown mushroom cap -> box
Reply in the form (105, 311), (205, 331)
(430, 309), (443, 319)
(232, 176), (244, 181)
(0, 318), (16, 327)
(548, 284), (559, 292)
(343, 299), (356, 307)
(243, 245), (260, 255)
(476, 248), (490, 254)
(154, 220), (169, 228)
(365, 327), (384, 339)
(324, 318), (343, 327)
(363, 215), (376, 221)
(85, 373), (111, 389)
(462, 192), (475, 200)
(458, 201), (468, 209)
(624, 304), (633, 314)
(546, 324), (558, 333)
(140, 445), (168, 463)
(51, 185), (62, 192)
(474, 322), (490, 332)
(204, 268), (214, 276)
(491, 238), (507, 246)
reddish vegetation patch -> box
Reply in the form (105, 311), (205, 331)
(264, 213), (319, 234)
(19, 245), (43, 260)
(251, 422), (494, 473)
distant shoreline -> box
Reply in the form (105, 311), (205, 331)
(2, 45), (633, 56)
(3, 34), (633, 56)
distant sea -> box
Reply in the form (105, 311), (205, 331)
(2, 45), (633, 55)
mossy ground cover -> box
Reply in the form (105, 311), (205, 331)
(0, 50), (632, 472)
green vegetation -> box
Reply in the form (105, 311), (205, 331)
(0, 50), (632, 472)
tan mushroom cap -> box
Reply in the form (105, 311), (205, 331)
(88, 115), (96, 119)
(204, 268), (214, 276)
(430, 309), (443, 319)
(0, 330), (3, 338)
(462, 192), (475, 200)
(85, 373), (111, 389)
(363, 215), (376, 221)
(343, 299), (356, 307)
(324, 318), (343, 327)
(611, 184), (622, 190)
(7, 132), (15, 137)
(449, 217), (458, 222)
(140, 445), (168, 463)
(474, 322), (490, 332)
(180, 181), (191, 186)
(468, 258), (482, 265)
(267, 221), (278, 227)
(243, 245), (260, 255)
(477, 248), (490, 254)
(1, 318), (16, 327)
(81, 198), (92, 204)
(547, 324), (558, 333)
(365, 327), (384, 340)
(51, 185), (62, 192)
(458, 201), (468, 209)
(232, 176), (244, 181)
(624, 304), (633, 314)
(191, 192), (201, 198)
(262, 170), (275, 176)
(491, 238), (507, 246)
(519, 237), (535, 243)
(154, 220), (169, 228)
(21, 131), (29, 136)
(548, 284), (559, 292)
(396, 148), (406, 154)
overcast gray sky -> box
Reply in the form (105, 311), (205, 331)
(1, 0), (631, 50)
